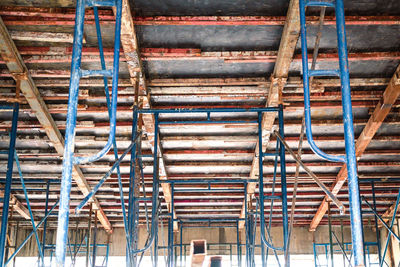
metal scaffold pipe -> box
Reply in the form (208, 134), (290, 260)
(299, 0), (365, 265)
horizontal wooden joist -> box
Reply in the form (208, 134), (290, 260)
(0, 47), (399, 63)
(0, 77), (391, 96)
(0, 7), (399, 26)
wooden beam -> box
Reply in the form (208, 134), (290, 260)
(238, 0), (300, 229)
(0, 184), (30, 219)
(0, 16), (112, 232)
(309, 64), (400, 231)
(118, 0), (178, 231)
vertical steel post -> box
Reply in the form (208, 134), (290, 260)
(86, 204), (92, 267)
(55, 0), (85, 264)
(168, 184), (175, 267)
(244, 182), (249, 267)
(92, 211), (98, 267)
(56, 0), (123, 264)
(128, 113), (138, 266)
(341, 219), (345, 267)
(6, 208), (13, 265)
(236, 222), (241, 267)
(335, 1), (365, 265)
(279, 105), (289, 265)
(13, 221), (18, 267)
(298, 0), (364, 264)
(180, 226), (183, 267)
(42, 181), (50, 263)
(371, 182), (382, 265)
(153, 222), (158, 267)
(261, 241), (265, 267)
(257, 111), (265, 267)
(328, 202), (334, 267)
(0, 103), (19, 267)
(153, 113), (160, 267)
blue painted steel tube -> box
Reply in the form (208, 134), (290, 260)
(73, 0), (122, 165)
(306, 1), (335, 7)
(91, 215), (97, 267)
(335, 0), (365, 265)
(42, 181), (50, 263)
(0, 103), (18, 267)
(129, 113), (160, 255)
(180, 227), (183, 267)
(371, 182), (382, 265)
(138, 107), (279, 114)
(236, 222), (241, 267)
(55, 0), (85, 264)
(279, 106), (289, 265)
(257, 112), (284, 252)
(168, 184), (175, 267)
(56, 0), (123, 264)
(298, 0), (345, 164)
(74, 136), (139, 213)
(299, 0), (364, 265)
(160, 179), (258, 184)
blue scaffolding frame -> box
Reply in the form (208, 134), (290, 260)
(64, 105), (288, 267)
(55, 0), (123, 265)
(299, 0), (364, 265)
(313, 178), (400, 267)
(0, 103), (19, 267)
(55, 0), (369, 265)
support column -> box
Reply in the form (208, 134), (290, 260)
(0, 103), (19, 267)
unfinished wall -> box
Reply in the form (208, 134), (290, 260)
(12, 225), (378, 258)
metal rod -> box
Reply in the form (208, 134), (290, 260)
(14, 152), (44, 265)
(274, 130), (345, 213)
(362, 196), (400, 243)
(73, 0), (122, 165)
(56, 0), (122, 264)
(55, 0), (86, 264)
(236, 222), (241, 267)
(332, 232), (352, 266)
(0, 103), (19, 267)
(328, 202), (334, 267)
(299, 0), (345, 164)
(75, 135), (139, 213)
(138, 107), (280, 114)
(279, 106), (289, 266)
(257, 112), (284, 252)
(335, 0), (365, 264)
(341, 219), (345, 267)
(371, 182), (382, 266)
(86, 204), (92, 267)
(42, 181), (50, 263)
(91, 211), (98, 267)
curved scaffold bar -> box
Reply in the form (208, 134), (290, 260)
(56, 0), (123, 265)
(73, 1), (122, 165)
(256, 198), (284, 252)
(299, 0), (345, 163)
(298, 0), (365, 266)
(256, 110), (285, 252)
(128, 113), (161, 256)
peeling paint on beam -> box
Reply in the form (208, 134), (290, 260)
(1, 46), (399, 63)
(117, 0), (178, 231)
(1, 8), (399, 26)
(239, 0), (300, 229)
